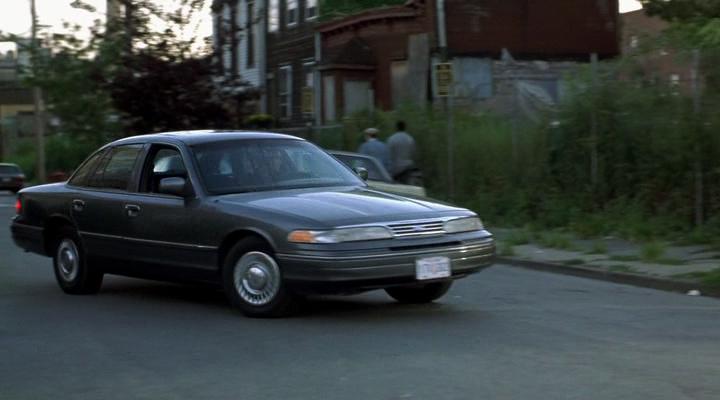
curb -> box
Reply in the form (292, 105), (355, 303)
(497, 257), (720, 298)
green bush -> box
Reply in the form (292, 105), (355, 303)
(1, 135), (96, 183)
(640, 241), (666, 262)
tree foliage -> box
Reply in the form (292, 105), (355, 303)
(18, 0), (255, 149)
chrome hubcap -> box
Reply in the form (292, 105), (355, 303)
(234, 252), (280, 306)
(57, 239), (79, 282)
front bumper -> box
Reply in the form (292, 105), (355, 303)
(277, 237), (495, 293)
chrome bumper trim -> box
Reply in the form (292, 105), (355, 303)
(277, 240), (494, 261)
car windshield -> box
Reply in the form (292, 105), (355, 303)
(191, 139), (364, 194)
(0, 165), (21, 174)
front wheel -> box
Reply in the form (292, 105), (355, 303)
(385, 281), (453, 304)
(53, 227), (103, 294)
(222, 237), (298, 318)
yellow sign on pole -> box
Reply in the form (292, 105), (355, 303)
(435, 63), (453, 97)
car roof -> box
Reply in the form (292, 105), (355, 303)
(0, 163), (20, 167)
(111, 130), (304, 147)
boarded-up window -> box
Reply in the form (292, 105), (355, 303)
(323, 76), (336, 122)
(344, 80), (372, 116)
(302, 62), (315, 116)
(391, 61), (408, 108)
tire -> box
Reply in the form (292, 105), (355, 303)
(385, 281), (453, 304)
(222, 237), (298, 318)
(52, 227), (104, 294)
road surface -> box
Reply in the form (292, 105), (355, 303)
(1, 192), (718, 400)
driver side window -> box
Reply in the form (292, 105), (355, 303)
(142, 146), (188, 194)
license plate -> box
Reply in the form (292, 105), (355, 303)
(1, 178), (10, 183)
(415, 256), (451, 280)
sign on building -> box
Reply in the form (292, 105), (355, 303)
(301, 87), (314, 114)
(434, 63), (454, 97)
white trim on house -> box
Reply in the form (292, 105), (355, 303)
(213, 0), (265, 90)
(278, 64), (293, 118)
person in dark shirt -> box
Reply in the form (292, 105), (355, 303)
(387, 121), (417, 183)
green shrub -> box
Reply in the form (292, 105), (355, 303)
(535, 231), (574, 250)
(640, 242), (666, 262)
(505, 229), (532, 246)
(588, 241), (608, 254)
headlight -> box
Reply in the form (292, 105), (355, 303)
(288, 227), (393, 243)
(443, 217), (483, 233)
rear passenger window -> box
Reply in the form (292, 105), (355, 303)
(87, 145), (143, 191)
(68, 150), (106, 187)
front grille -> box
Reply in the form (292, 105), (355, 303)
(388, 220), (445, 238)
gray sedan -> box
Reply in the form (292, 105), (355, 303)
(11, 131), (495, 317)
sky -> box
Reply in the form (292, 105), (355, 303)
(0, 0), (645, 52)
(0, 0), (213, 52)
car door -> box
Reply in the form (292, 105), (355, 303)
(70, 144), (145, 262)
(122, 143), (213, 274)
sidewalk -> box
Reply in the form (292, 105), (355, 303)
(492, 228), (720, 297)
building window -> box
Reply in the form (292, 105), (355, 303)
(247, 1), (255, 68)
(302, 61), (315, 116)
(286, 0), (298, 27)
(670, 74), (680, 86)
(268, 0), (279, 32)
(306, 0), (318, 20)
(278, 65), (293, 118)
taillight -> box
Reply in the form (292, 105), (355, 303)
(15, 198), (22, 215)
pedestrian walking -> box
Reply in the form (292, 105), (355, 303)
(387, 121), (417, 184)
(358, 127), (390, 171)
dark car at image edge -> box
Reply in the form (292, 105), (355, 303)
(0, 163), (26, 193)
(10, 130), (495, 317)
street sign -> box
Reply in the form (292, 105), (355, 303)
(435, 63), (453, 97)
(301, 87), (314, 114)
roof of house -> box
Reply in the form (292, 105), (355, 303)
(317, 0), (423, 35)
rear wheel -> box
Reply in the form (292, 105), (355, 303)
(222, 237), (298, 318)
(53, 227), (103, 294)
(385, 281), (453, 304)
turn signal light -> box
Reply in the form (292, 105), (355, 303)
(288, 230), (315, 243)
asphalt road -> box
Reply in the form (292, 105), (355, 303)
(1, 192), (719, 400)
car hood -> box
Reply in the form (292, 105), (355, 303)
(216, 186), (469, 226)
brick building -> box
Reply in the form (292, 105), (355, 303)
(213, 0), (621, 126)
(621, 9), (692, 92)
(316, 0), (620, 122)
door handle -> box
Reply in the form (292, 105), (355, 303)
(125, 204), (141, 218)
(72, 199), (85, 212)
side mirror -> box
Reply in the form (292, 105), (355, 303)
(354, 167), (369, 181)
(158, 177), (191, 197)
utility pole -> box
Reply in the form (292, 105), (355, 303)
(436, 0), (454, 200)
(691, 49), (703, 226)
(590, 53), (599, 191)
(30, 0), (46, 183)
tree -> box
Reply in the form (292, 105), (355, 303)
(11, 0), (255, 147)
